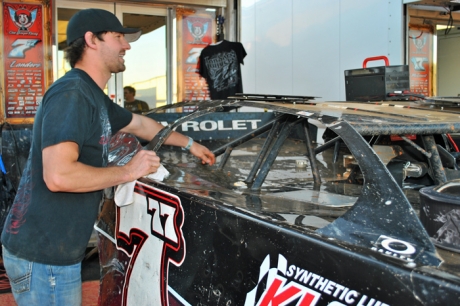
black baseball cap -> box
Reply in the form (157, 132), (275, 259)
(66, 8), (141, 45)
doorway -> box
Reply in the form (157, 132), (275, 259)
(406, 1), (460, 97)
(55, 1), (172, 109)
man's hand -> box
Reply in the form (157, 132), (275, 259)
(124, 150), (161, 181)
(122, 114), (215, 166)
(189, 142), (216, 165)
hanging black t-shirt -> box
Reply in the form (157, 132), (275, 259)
(199, 40), (247, 99)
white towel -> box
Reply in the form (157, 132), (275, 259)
(114, 164), (170, 207)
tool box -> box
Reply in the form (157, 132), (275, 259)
(344, 56), (410, 101)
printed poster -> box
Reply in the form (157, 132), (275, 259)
(408, 25), (433, 98)
(177, 8), (215, 110)
(2, 2), (46, 119)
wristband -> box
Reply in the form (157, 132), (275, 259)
(183, 137), (193, 151)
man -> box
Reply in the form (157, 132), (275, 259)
(124, 85), (150, 113)
(1, 8), (215, 306)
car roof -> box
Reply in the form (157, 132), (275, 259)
(233, 100), (460, 135)
(148, 96), (460, 136)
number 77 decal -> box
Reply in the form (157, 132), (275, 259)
(8, 39), (41, 58)
(116, 182), (186, 306)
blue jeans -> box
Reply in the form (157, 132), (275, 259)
(2, 246), (82, 306)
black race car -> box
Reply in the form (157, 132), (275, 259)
(96, 95), (460, 306)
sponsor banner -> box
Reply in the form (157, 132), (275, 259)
(408, 25), (433, 98)
(2, 2), (45, 118)
(177, 8), (215, 103)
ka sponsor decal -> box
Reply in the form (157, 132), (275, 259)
(245, 254), (321, 306)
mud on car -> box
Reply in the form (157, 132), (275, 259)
(96, 95), (460, 306)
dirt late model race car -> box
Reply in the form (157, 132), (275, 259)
(96, 95), (460, 306)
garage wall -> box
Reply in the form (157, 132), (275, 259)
(437, 31), (460, 97)
(240, 0), (405, 101)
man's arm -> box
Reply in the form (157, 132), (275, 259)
(121, 114), (216, 165)
(43, 114), (215, 193)
(43, 141), (160, 193)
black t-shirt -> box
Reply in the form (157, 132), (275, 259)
(124, 99), (149, 114)
(1, 69), (133, 265)
(199, 40), (247, 99)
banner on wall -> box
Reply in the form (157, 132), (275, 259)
(2, 2), (46, 119)
(177, 9), (215, 109)
(408, 25), (433, 97)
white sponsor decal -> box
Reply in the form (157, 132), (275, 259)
(371, 235), (416, 262)
(245, 254), (390, 306)
(175, 119), (262, 132)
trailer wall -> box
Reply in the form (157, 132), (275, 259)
(240, 0), (405, 101)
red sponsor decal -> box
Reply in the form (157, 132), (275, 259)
(259, 276), (319, 306)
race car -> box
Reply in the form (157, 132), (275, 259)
(95, 95), (460, 306)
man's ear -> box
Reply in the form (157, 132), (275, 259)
(84, 32), (97, 49)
